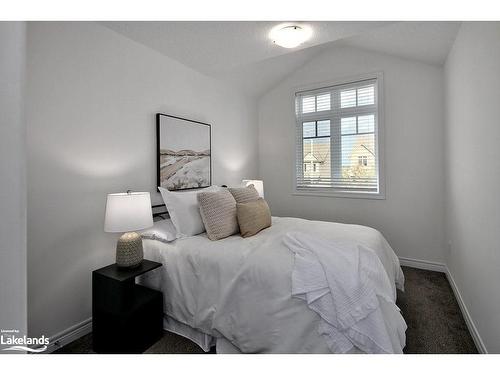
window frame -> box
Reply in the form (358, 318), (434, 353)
(302, 119), (331, 140)
(292, 72), (385, 200)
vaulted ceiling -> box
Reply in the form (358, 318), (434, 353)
(101, 21), (461, 97)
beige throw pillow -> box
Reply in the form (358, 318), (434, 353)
(228, 184), (260, 203)
(236, 198), (272, 238)
(197, 189), (239, 241)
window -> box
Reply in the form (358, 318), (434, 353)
(295, 76), (383, 197)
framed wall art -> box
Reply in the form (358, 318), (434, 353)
(156, 113), (211, 191)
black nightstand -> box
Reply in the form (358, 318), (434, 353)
(92, 260), (163, 353)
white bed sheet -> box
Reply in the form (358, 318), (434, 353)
(139, 216), (406, 353)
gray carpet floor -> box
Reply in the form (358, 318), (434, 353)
(55, 266), (477, 354)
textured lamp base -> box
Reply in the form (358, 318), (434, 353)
(116, 232), (143, 268)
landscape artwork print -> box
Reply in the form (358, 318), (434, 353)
(156, 114), (211, 191)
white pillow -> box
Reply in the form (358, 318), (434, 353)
(140, 218), (177, 243)
(158, 186), (220, 238)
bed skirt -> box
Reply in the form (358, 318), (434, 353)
(163, 315), (215, 352)
(163, 315), (244, 353)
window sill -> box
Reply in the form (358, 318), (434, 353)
(292, 190), (386, 200)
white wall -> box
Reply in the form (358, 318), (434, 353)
(444, 22), (500, 353)
(26, 22), (258, 338)
(259, 46), (445, 263)
(0, 22), (27, 340)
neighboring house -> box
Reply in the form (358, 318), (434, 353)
(302, 134), (376, 181)
(303, 139), (330, 179)
(343, 134), (376, 180)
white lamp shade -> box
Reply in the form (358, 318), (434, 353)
(242, 180), (264, 198)
(104, 192), (153, 233)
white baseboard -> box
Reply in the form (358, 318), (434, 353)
(42, 318), (92, 354)
(399, 256), (487, 353)
(398, 256), (446, 273)
(445, 268), (487, 354)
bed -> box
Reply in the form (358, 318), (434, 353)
(138, 215), (406, 354)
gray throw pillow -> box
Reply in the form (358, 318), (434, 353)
(228, 184), (260, 203)
(236, 198), (272, 238)
(197, 189), (239, 241)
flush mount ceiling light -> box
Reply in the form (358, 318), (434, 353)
(269, 24), (312, 49)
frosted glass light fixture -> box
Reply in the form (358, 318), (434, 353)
(242, 179), (264, 198)
(269, 24), (312, 48)
(104, 191), (153, 268)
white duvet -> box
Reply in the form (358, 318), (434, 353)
(140, 216), (406, 353)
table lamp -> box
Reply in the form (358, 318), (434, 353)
(104, 191), (153, 268)
(242, 179), (264, 198)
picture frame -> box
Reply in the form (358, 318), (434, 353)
(156, 113), (212, 191)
